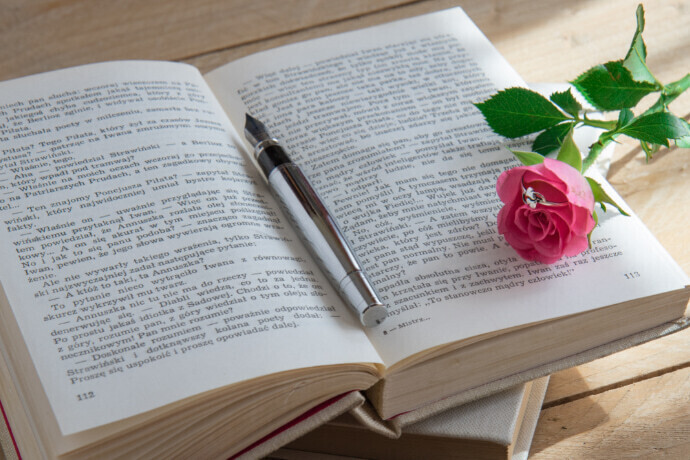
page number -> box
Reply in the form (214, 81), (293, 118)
(624, 271), (641, 280)
(76, 391), (96, 402)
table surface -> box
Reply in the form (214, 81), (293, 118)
(1, 0), (688, 458)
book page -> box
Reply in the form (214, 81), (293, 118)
(0, 61), (382, 434)
(206, 8), (688, 366)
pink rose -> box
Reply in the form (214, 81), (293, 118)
(496, 158), (595, 264)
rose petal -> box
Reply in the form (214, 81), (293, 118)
(503, 229), (535, 251)
(542, 158), (594, 211)
(569, 205), (597, 236)
(533, 211), (569, 258)
(562, 234), (590, 257)
(523, 165), (565, 190)
(498, 200), (523, 235)
(527, 211), (552, 241)
(534, 232), (562, 259)
(496, 167), (526, 204)
(513, 206), (531, 234)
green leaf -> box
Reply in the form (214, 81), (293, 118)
(556, 127), (582, 172)
(550, 89), (582, 117)
(474, 87), (570, 138)
(618, 112), (690, 146)
(571, 61), (660, 110)
(510, 149), (545, 166)
(532, 122), (574, 156)
(586, 177), (630, 217)
(675, 119), (690, 148)
(623, 4), (656, 84)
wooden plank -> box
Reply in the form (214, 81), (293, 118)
(185, 0), (690, 84)
(0, 1), (687, 457)
(0, 0), (416, 81)
(5, 0), (688, 85)
(545, 327), (690, 406)
(530, 367), (690, 459)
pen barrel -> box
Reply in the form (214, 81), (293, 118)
(267, 163), (387, 327)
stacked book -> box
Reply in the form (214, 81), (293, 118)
(273, 378), (549, 460)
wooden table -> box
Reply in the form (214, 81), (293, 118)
(1, 0), (688, 458)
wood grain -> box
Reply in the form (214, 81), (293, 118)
(531, 367), (690, 459)
(0, 0), (416, 80)
(3, 0), (689, 86)
(544, 327), (690, 406)
(183, 0), (690, 85)
(0, 0), (688, 458)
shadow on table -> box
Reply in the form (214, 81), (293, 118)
(529, 366), (608, 456)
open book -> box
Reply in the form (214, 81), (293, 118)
(0, 7), (687, 459)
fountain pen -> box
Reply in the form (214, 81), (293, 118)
(244, 114), (387, 327)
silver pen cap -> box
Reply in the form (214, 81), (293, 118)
(340, 271), (388, 327)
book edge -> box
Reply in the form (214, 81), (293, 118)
(233, 391), (366, 460)
(390, 314), (689, 427)
(511, 376), (549, 460)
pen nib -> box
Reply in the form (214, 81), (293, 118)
(244, 113), (271, 146)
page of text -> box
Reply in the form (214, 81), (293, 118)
(206, 8), (688, 365)
(0, 61), (382, 434)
